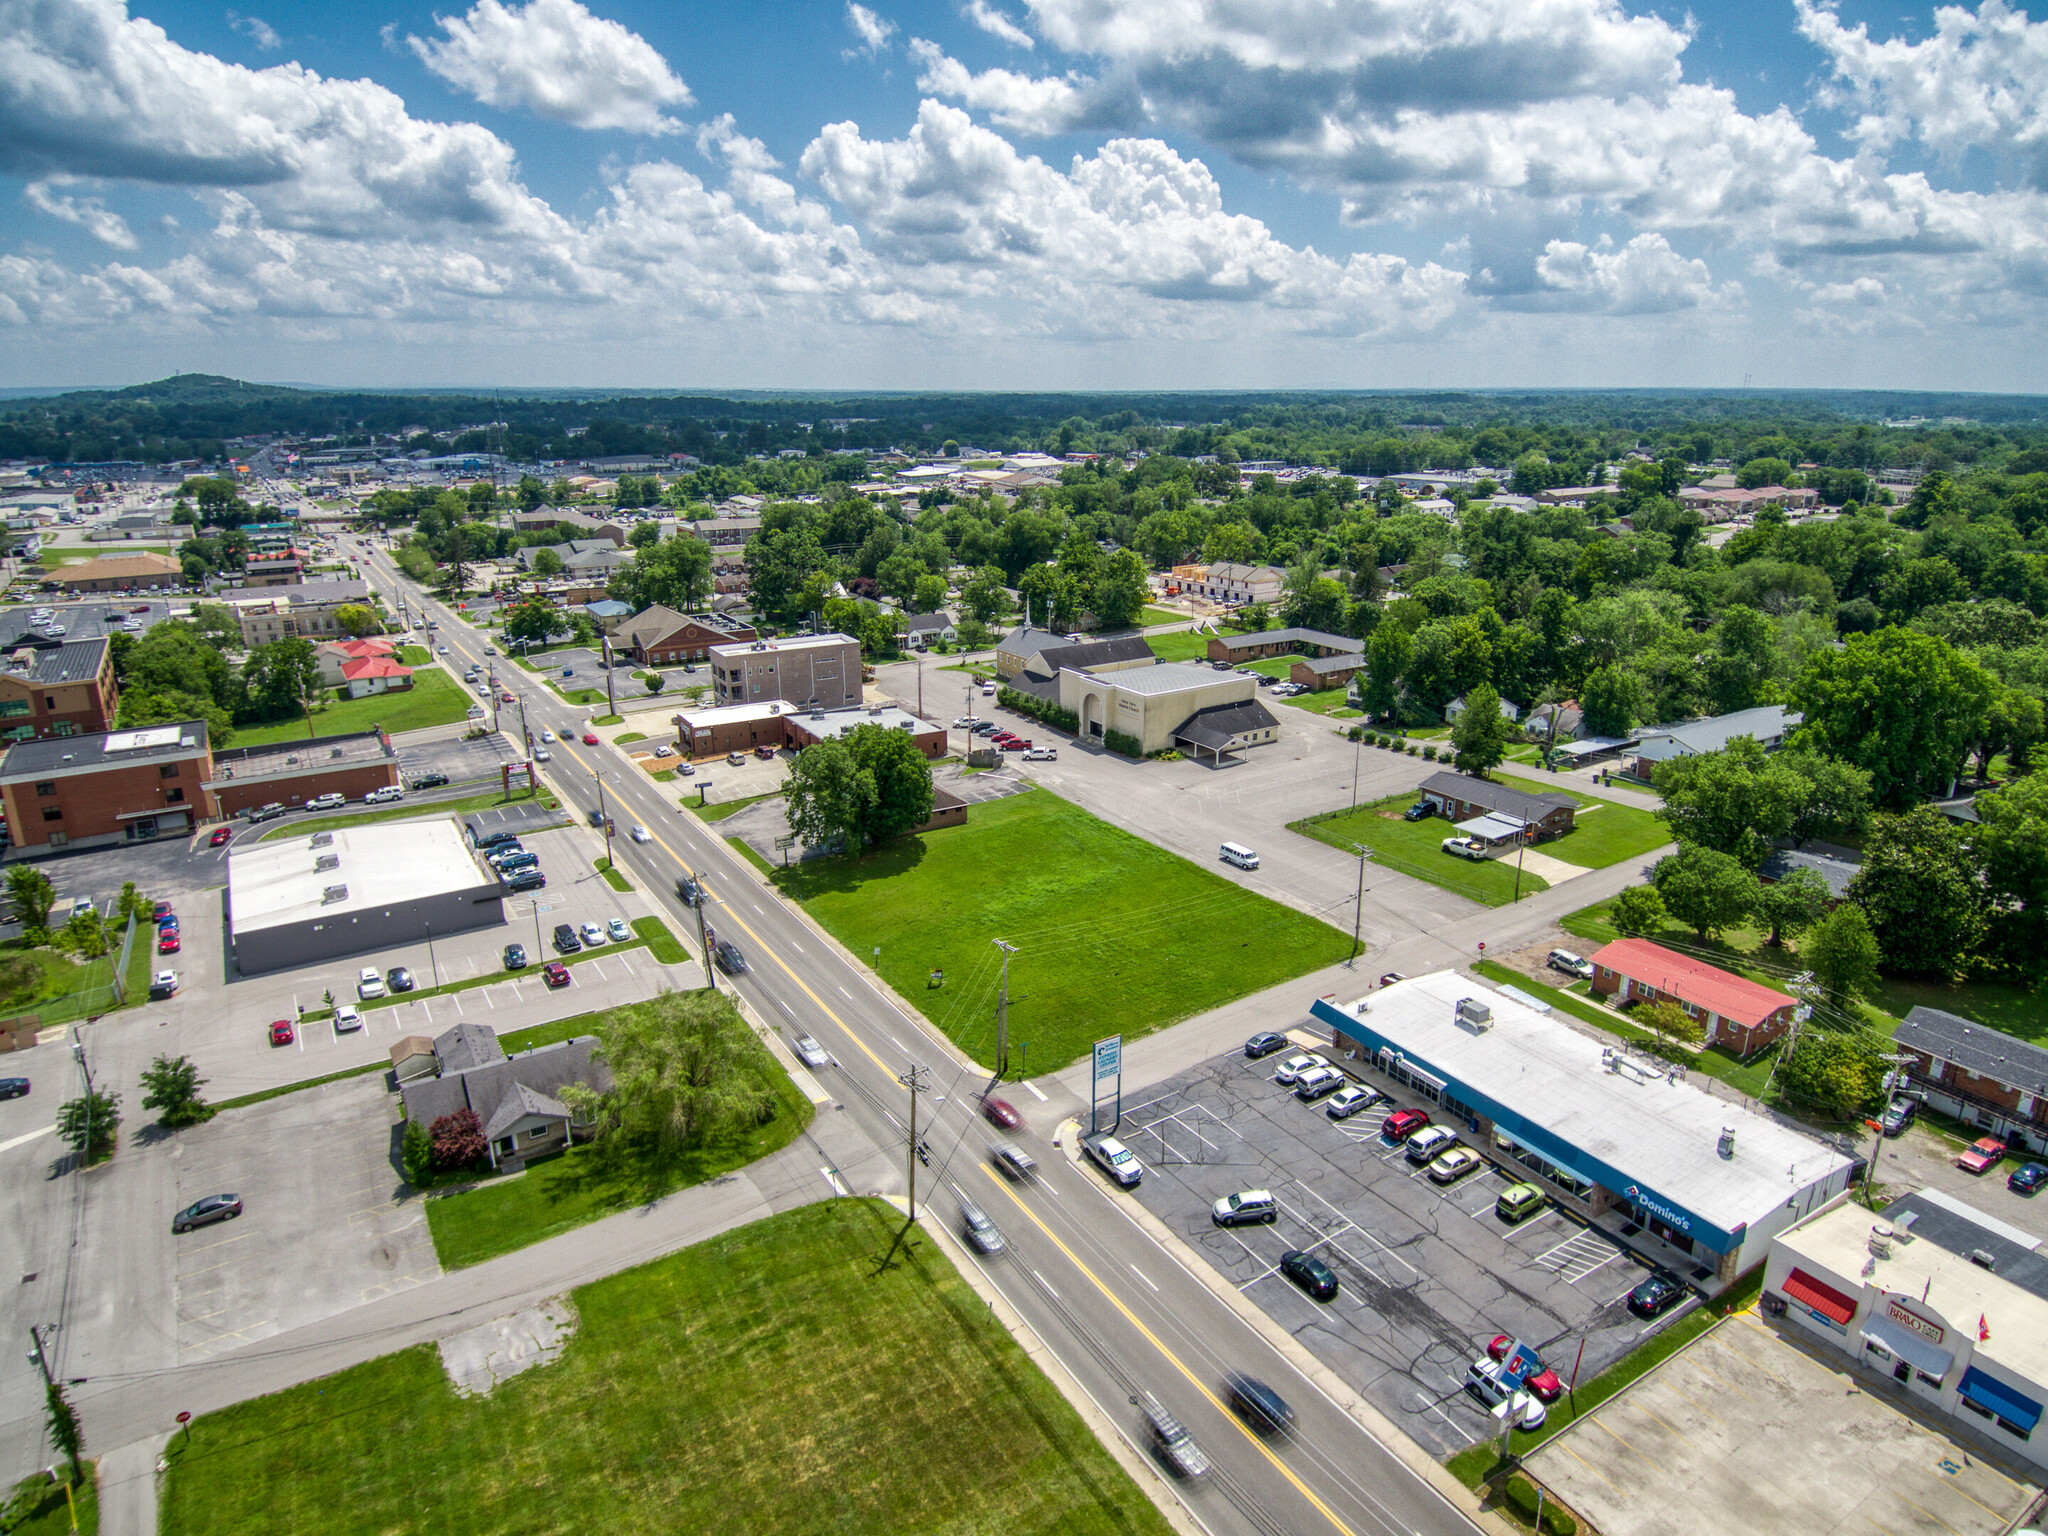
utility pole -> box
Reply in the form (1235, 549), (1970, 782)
(1347, 842), (1369, 966)
(993, 939), (1018, 1078)
(515, 691), (533, 764)
(915, 655), (924, 719)
(601, 633), (617, 717)
(593, 768), (614, 868)
(1350, 724), (1363, 811)
(69, 1029), (94, 1163)
(693, 876), (716, 991)
(899, 1062), (931, 1222)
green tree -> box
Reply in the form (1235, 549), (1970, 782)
(1282, 577), (1348, 635)
(516, 473), (545, 511)
(503, 599), (558, 644)
(1975, 775), (2048, 970)
(1737, 457), (1793, 489)
(1804, 904), (1881, 1008)
(531, 547), (564, 577)
(333, 602), (379, 637)
(1753, 868), (1832, 946)
(644, 671), (666, 694)
(1651, 844), (1761, 941)
(1633, 999), (1704, 1046)
(629, 520), (662, 550)
(44, 1380), (84, 1484)
(1777, 1031), (1885, 1118)
(1579, 664), (1647, 738)
(1202, 521), (1262, 565)
(139, 1054), (213, 1128)
(847, 722), (935, 844)
(1610, 884), (1666, 936)
(1791, 629), (1996, 808)
(912, 571), (949, 615)
(614, 533), (714, 614)
(242, 636), (320, 721)
(1237, 601), (1274, 633)
(560, 989), (781, 1151)
(876, 549), (924, 606)
(783, 737), (872, 851)
(960, 566), (1012, 624)
(55, 1090), (119, 1162)
(1090, 548), (1150, 628)
(118, 688), (235, 747)
(1362, 621), (1412, 719)
(1702, 605), (1775, 714)
(5, 864), (57, 937)
(401, 1116), (433, 1185)
(60, 910), (107, 959)
(1778, 750), (1874, 848)
(1450, 683), (1513, 775)
(1653, 737), (1807, 866)
(1844, 806), (1983, 976)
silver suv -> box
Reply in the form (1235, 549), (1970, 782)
(1213, 1189), (1278, 1227)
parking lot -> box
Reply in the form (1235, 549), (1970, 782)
(169, 1072), (440, 1360)
(1119, 1042), (1690, 1457)
(393, 722), (522, 787)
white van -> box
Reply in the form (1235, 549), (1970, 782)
(1219, 842), (1260, 870)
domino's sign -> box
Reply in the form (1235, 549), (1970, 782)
(1623, 1184), (1694, 1235)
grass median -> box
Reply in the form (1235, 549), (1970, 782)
(772, 787), (1353, 1070)
(162, 1199), (1174, 1536)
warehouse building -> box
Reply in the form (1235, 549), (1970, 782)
(1314, 973), (1855, 1285)
(226, 820), (506, 975)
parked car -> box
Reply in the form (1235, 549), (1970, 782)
(148, 969), (178, 999)
(153, 899), (173, 919)
(1224, 1374), (1294, 1434)
(1294, 1067), (1346, 1102)
(714, 939), (747, 975)
(209, 827), (231, 846)
(1378, 972), (1405, 986)
(960, 1199), (1006, 1257)
(1627, 1272), (1688, 1317)
(333, 1004), (362, 1033)
(411, 773), (449, 790)
(268, 1019), (293, 1046)
(2009, 1164), (2048, 1195)
(1326, 1085), (1382, 1119)
(1429, 1147), (1485, 1184)
(1546, 948), (1595, 981)
(1406, 1125), (1459, 1164)
(156, 913), (179, 933)
(1487, 1337), (1564, 1401)
(387, 966), (415, 993)
(1084, 1133), (1143, 1187)
(999, 739), (1031, 752)
(157, 931), (180, 954)
(506, 870), (546, 892)
(1213, 1189), (1278, 1227)
(1244, 1031), (1289, 1059)
(1383, 1107), (1431, 1141)
(1959, 1136), (2010, 1174)
(554, 924), (583, 953)
(1021, 747), (1057, 761)
(606, 918), (630, 942)
(953, 716), (979, 728)
(357, 967), (387, 1000)
(792, 1034), (830, 1069)
(306, 792), (346, 812)
(754, 744), (775, 759)
(1464, 1359), (1547, 1429)
(579, 921), (606, 947)
(1272, 1052), (1329, 1084)
(1279, 1248), (1338, 1301)
(982, 1096), (1025, 1131)
(1880, 1096), (1919, 1136)
(172, 1194), (242, 1234)
(542, 961), (571, 988)
(653, 743), (674, 758)
(1496, 1183), (1548, 1222)
(727, 750), (746, 765)
(503, 943), (527, 969)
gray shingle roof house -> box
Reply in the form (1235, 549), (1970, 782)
(1418, 770), (1578, 837)
(1630, 705), (1802, 766)
(398, 1024), (611, 1170)
(1757, 847), (1858, 899)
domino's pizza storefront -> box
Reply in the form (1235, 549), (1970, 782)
(1766, 1202), (2048, 1471)
(1313, 975), (1855, 1286)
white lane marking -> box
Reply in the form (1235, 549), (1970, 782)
(889, 1036), (905, 1052)
(779, 999), (796, 1017)
(1129, 1264), (1160, 1293)
(1033, 1269), (1058, 1300)
(1022, 1080), (1048, 1102)
(838, 986), (851, 999)
(0, 1125), (55, 1154)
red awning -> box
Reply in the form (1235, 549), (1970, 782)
(1782, 1267), (1857, 1324)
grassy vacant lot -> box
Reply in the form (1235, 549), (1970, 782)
(1561, 895), (2046, 1043)
(231, 668), (471, 746)
(162, 1201), (1172, 1536)
(1145, 625), (1243, 663)
(1490, 774), (1671, 870)
(0, 936), (130, 1027)
(772, 788), (1353, 1070)
(1294, 793), (1551, 907)
(424, 1073), (813, 1269)
(3, 1467), (97, 1535)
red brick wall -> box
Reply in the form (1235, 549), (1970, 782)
(3, 755), (211, 845)
(208, 763), (400, 817)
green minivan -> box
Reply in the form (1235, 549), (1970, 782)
(1497, 1183), (1548, 1223)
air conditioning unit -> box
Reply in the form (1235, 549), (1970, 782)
(1455, 998), (1492, 1031)
(311, 832), (334, 848)
(320, 884), (349, 905)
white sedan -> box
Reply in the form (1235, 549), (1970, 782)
(630, 824), (650, 842)
(540, 728), (555, 742)
(357, 967), (387, 1000)
(580, 921), (606, 946)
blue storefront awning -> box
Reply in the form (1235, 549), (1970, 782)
(1959, 1367), (2044, 1434)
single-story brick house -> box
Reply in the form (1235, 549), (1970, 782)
(1289, 652), (1366, 690)
(1206, 626), (1356, 664)
(398, 1023), (611, 1171)
(1417, 770), (1577, 839)
(1588, 937), (1799, 1055)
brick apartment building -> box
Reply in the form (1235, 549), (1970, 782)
(710, 632), (862, 709)
(228, 579), (374, 647)
(0, 637), (119, 742)
(1588, 937), (1800, 1055)
(1894, 1006), (2048, 1156)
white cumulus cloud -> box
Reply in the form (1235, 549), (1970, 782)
(23, 179), (139, 247)
(845, 2), (897, 54)
(1521, 232), (1731, 313)
(408, 0), (693, 135)
(965, 0), (1033, 48)
(226, 11), (280, 49)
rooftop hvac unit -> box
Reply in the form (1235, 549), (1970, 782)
(1717, 1126), (1736, 1158)
(1455, 997), (1492, 1031)
(330, 746), (344, 758)
(767, 703), (779, 714)
(1868, 1222), (1894, 1257)
(314, 854), (339, 871)
(321, 884), (349, 905)
(311, 832), (334, 848)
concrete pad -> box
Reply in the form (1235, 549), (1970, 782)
(437, 1296), (579, 1397)
(1528, 1316), (2037, 1536)
(1503, 848), (1585, 885)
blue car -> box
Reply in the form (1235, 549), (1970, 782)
(157, 914), (179, 933)
(2009, 1164), (2048, 1195)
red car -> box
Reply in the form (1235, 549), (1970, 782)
(153, 900), (173, 919)
(210, 827), (231, 847)
(1384, 1107), (1431, 1141)
(1487, 1336), (1563, 1401)
(754, 744), (775, 759)
(981, 1095), (1025, 1131)
(542, 961), (571, 988)
(157, 932), (180, 954)
(501, 691), (515, 703)
(582, 732), (599, 745)
(269, 1019), (293, 1046)
(1958, 1136), (2010, 1174)
(1000, 739), (1031, 751)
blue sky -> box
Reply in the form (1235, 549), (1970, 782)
(2, 0), (2045, 392)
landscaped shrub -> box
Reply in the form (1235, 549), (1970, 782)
(996, 686), (1080, 734)
(1347, 726), (1363, 742)
(1407, 743), (1421, 755)
(1104, 729), (1143, 758)
(1423, 745), (1439, 761)
(430, 1108), (487, 1170)
(1502, 1478), (1574, 1535)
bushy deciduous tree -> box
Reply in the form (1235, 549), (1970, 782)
(1753, 868), (1833, 946)
(1450, 683), (1513, 775)
(1843, 806), (1983, 977)
(1651, 844), (1760, 942)
(1610, 884), (1666, 936)
(56, 1091), (119, 1162)
(1804, 904), (1881, 1009)
(1792, 629), (1995, 808)
(561, 989), (781, 1152)
(140, 1054), (213, 1127)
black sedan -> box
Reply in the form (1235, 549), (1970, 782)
(1224, 1374), (1294, 1434)
(675, 875), (704, 907)
(173, 1193), (243, 1233)
(0, 1076), (27, 1100)
(410, 773), (449, 790)
(1279, 1248), (1339, 1301)
(1244, 1032), (1289, 1059)
(2010, 1163), (2048, 1195)
(715, 939), (747, 975)
(1627, 1272), (1687, 1318)
(387, 966), (416, 993)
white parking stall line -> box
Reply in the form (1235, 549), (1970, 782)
(1237, 1261), (1282, 1292)
(591, 961), (608, 982)
(483, 988), (496, 1010)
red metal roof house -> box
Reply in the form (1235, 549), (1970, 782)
(1588, 937), (1798, 1055)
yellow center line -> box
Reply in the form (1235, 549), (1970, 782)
(979, 1165), (1360, 1536)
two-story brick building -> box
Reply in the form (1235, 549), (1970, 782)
(614, 606), (758, 664)
(0, 722), (213, 849)
(1588, 937), (1800, 1055)
(710, 632), (862, 709)
(1894, 1007), (2048, 1156)
(0, 638), (118, 743)
(226, 579), (375, 647)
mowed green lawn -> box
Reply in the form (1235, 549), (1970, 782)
(229, 667), (472, 746)
(773, 788), (1353, 1069)
(1144, 626), (1243, 663)
(160, 1200), (1175, 1536)
(1293, 793), (1551, 907)
(1489, 773), (1671, 870)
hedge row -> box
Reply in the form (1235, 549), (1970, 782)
(996, 686), (1080, 734)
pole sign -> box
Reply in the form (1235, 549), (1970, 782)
(1090, 1034), (1122, 1135)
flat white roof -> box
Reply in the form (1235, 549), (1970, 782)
(228, 820), (490, 934)
(708, 631), (858, 660)
(1078, 661), (1239, 697)
(673, 699), (791, 729)
(1323, 972), (1852, 1235)
(1778, 1200), (2048, 1385)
